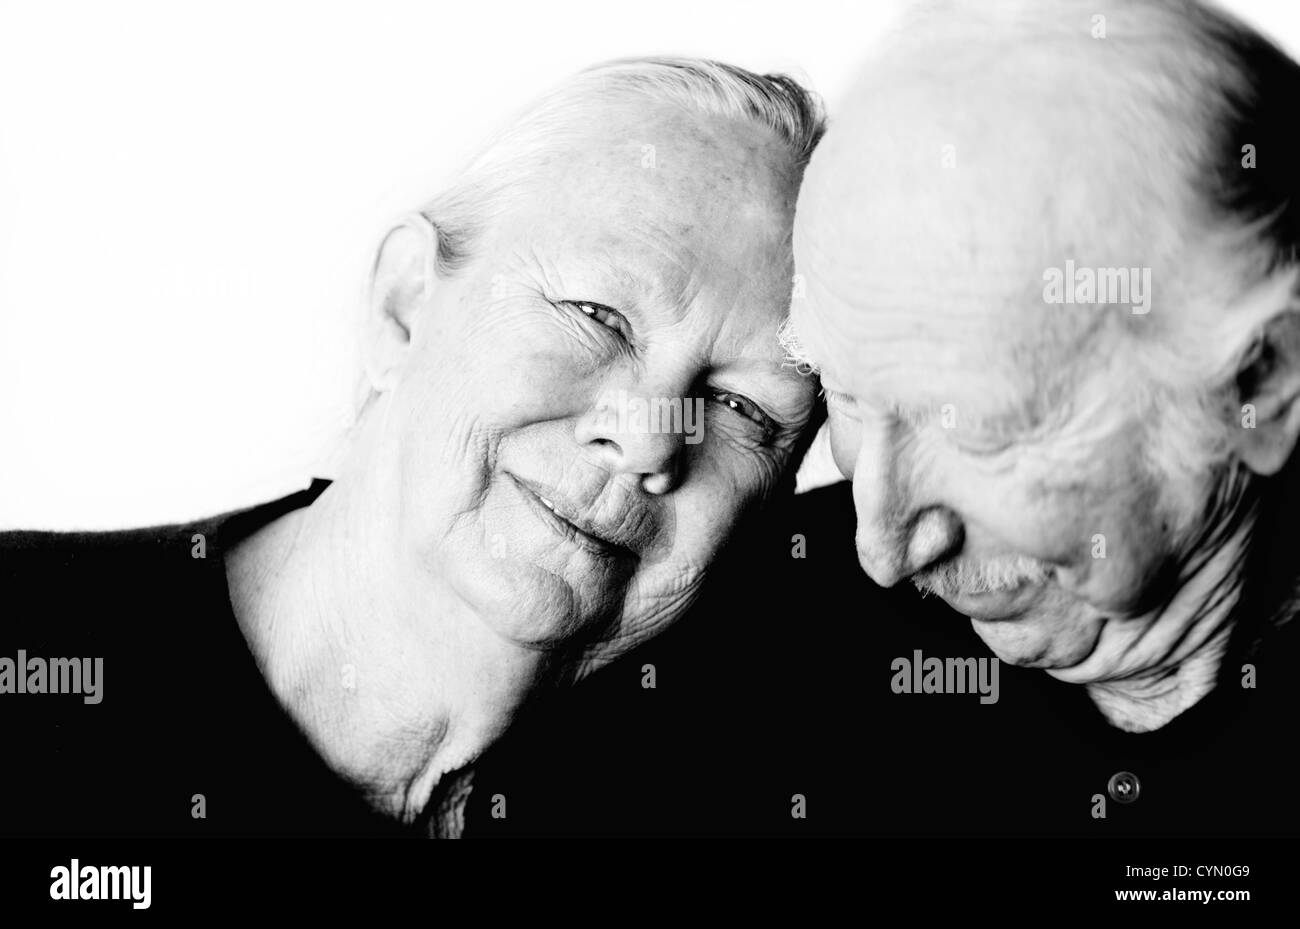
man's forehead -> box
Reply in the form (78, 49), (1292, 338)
(795, 32), (1203, 274)
(803, 131), (1164, 273)
(790, 90), (1174, 400)
(789, 281), (1098, 419)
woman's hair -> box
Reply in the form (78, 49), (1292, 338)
(346, 56), (825, 423)
(418, 55), (825, 276)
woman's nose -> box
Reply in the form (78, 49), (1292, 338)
(575, 390), (688, 495)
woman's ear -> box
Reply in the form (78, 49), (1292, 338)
(1232, 299), (1300, 477)
(363, 212), (440, 394)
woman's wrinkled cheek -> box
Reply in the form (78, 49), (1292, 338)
(634, 493), (679, 567)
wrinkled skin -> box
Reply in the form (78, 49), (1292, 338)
(227, 97), (818, 823)
(789, 19), (1300, 732)
(381, 101), (816, 666)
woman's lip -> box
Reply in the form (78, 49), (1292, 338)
(508, 474), (629, 559)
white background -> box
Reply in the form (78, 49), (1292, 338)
(2, 0), (1296, 528)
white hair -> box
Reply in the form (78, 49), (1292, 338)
(422, 56), (823, 277)
(799, 0), (1300, 525)
(348, 56), (824, 421)
(777, 316), (815, 374)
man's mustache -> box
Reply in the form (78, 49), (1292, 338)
(912, 555), (1052, 598)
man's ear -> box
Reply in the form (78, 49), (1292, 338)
(363, 213), (440, 394)
(1231, 294), (1300, 477)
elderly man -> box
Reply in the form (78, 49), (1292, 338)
(788, 0), (1300, 727)
(464, 0), (1300, 838)
(0, 57), (823, 837)
(775, 0), (1300, 830)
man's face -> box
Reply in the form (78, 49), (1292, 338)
(790, 79), (1229, 683)
(381, 100), (816, 667)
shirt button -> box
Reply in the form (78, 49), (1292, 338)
(1107, 771), (1141, 804)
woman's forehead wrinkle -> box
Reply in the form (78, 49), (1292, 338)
(537, 123), (787, 259)
(488, 96), (805, 384)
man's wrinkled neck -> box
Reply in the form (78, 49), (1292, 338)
(1085, 633), (1232, 733)
(1083, 481), (1264, 733)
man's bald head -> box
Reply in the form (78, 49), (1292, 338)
(806, 0), (1300, 268)
(791, 0), (1300, 481)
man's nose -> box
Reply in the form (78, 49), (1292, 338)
(575, 390), (687, 495)
(851, 416), (963, 587)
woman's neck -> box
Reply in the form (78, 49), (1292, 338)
(223, 477), (547, 823)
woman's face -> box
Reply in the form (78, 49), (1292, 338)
(372, 101), (818, 667)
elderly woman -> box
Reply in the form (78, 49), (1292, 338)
(0, 57), (824, 838)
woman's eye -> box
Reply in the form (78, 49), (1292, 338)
(714, 390), (775, 435)
(563, 300), (631, 340)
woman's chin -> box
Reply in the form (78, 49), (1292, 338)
(451, 550), (628, 648)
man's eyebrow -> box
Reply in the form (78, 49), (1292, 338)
(776, 317), (819, 373)
(729, 348), (820, 382)
(891, 397), (1049, 438)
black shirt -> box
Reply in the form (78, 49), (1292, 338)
(463, 480), (1300, 837)
(4, 479), (1297, 837)
(1, 480), (407, 836)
